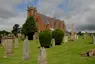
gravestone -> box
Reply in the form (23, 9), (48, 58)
(92, 35), (95, 44)
(33, 32), (38, 40)
(33, 34), (36, 40)
(84, 33), (86, 39)
(22, 36), (30, 60)
(71, 24), (75, 41)
(15, 37), (19, 48)
(84, 32), (88, 39)
(37, 47), (47, 64)
(2, 36), (5, 47)
(68, 33), (71, 41)
(63, 35), (68, 43)
(2, 35), (7, 47)
(52, 39), (55, 47)
(76, 35), (79, 40)
(3, 36), (14, 58)
(74, 33), (77, 41)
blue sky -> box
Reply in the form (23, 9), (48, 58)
(15, 0), (71, 16)
(15, 0), (67, 14)
(16, 0), (40, 12)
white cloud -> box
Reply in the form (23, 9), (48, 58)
(60, 0), (95, 31)
(37, 0), (63, 18)
(0, 0), (95, 32)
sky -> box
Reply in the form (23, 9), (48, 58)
(0, 0), (95, 32)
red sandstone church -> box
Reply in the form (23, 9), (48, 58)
(27, 6), (66, 32)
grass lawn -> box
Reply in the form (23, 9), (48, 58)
(0, 36), (95, 64)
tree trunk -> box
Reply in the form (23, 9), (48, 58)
(28, 32), (34, 40)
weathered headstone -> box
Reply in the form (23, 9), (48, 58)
(1, 36), (6, 47)
(71, 24), (75, 41)
(68, 33), (71, 41)
(33, 34), (36, 40)
(63, 36), (68, 43)
(52, 39), (55, 47)
(84, 33), (86, 39)
(74, 33), (78, 41)
(22, 36), (30, 60)
(92, 35), (95, 44)
(84, 32), (88, 39)
(37, 47), (47, 64)
(3, 36), (14, 58)
(76, 35), (79, 40)
(15, 37), (19, 48)
(2, 35), (7, 47)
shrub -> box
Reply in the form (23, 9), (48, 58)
(52, 29), (64, 45)
(39, 30), (52, 48)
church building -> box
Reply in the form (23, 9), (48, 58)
(27, 6), (66, 32)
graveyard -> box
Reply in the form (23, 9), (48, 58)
(0, 36), (95, 64)
(0, 0), (95, 64)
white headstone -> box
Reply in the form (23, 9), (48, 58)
(52, 39), (55, 47)
(93, 35), (95, 44)
(2, 36), (6, 47)
(76, 35), (79, 40)
(37, 47), (47, 64)
(15, 37), (19, 48)
(33, 34), (36, 40)
(84, 33), (87, 39)
(74, 34), (78, 41)
(63, 36), (68, 43)
(22, 36), (30, 60)
(68, 34), (71, 40)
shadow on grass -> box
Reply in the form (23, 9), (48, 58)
(89, 42), (93, 44)
(37, 46), (50, 49)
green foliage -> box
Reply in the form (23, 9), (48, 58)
(12, 24), (20, 36)
(0, 30), (10, 35)
(39, 30), (52, 47)
(21, 16), (38, 35)
(52, 29), (64, 45)
(78, 31), (84, 36)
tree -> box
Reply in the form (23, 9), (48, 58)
(0, 30), (10, 35)
(12, 24), (20, 36)
(78, 31), (82, 36)
(21, 16), (38, 40)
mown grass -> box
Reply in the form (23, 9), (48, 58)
(0, 36), (95, 64)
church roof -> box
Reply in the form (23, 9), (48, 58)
(39, 14), (62, 25)
(39, 14), (49, 25)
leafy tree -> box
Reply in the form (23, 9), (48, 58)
(21, 16), (38, 40)
(18, 27), (21, 33)
(78, 31), (82, 36)
(12, 24), (20, 36)
(0, 30), (10, 35)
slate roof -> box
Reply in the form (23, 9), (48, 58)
(39, 14), (49, 25)
(39, 14), (59, 25)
